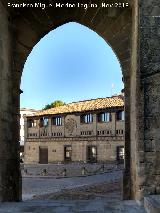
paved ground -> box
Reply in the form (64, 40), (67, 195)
(0, 199), (146, 213)
(22, 163), (122, 177)
(34, 180), (121, 200)
(0, 170), (146, 212)
(22, 170), (122, 200)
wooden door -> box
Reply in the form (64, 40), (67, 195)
(39, 147), (48, 164)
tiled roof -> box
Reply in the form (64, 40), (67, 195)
(27, 96), (124, 117)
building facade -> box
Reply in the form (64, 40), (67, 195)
(20, 108), (39, 146)
(24, 96), (124, 164)
(20, 108), (38, 161)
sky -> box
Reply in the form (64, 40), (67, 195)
(20, 22), (123, 110)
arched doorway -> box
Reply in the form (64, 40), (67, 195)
(20, 21), (124, 200)
(2, 0), (156, 202)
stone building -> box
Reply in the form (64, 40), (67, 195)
(24, 96), (124, 164)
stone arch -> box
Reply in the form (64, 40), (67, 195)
(0, 0), (143, 202)
(21, 20), (124, 102)
(13, 6), (132, 83)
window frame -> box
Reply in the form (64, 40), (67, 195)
(80, 113), (93, 124)
(52, 116), (62, 126)
(27, 119), (37, 128)
(116, 110), (125, 121)
(97, 112), (112, 123)
(39, 117), (49, 127)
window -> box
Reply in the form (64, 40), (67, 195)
(39, 117), (49, 127)
(80, 114), (93, 123)
(97, 112), (111, 122)
(64, 146), (72, 161)
(87, 146), (97, 163)
(117, 146), (124, 163)
(81, 131), (92, 136)
(116, 129), (124, 135)
(97, 130), (111, 136)
(116, 111), (124, 121)
(27, 119), (37, 128)
(27, 119), (32, 128)
(52, 132), (62, 137)
(52, 116), (62, 126)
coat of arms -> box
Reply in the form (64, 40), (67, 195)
(65, 118), (77, 134)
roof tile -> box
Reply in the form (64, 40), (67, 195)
(27, 96), (124, 117)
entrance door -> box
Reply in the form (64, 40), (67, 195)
(87, 146), (97, 163)
(64, 145), (72, 162)
(39, 147), (48, 164)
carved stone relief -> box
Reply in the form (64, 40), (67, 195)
(65, 116), (77, 136)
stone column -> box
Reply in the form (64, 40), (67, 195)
(92, 114), (97, 136)
(62, 116), (65, 137)
(135, 0), (160, 201)
(48, 117), (52, 137)
(111, 112), (116, 136)
(24, 117), (28, 164)
(123, 0), (140, 201)
(125, 0), (160, 202)
(129, 0), (141, 201)
(0, 2), (21, 201)
(123, 76), (131, 200)
(24, 116), (28, 140)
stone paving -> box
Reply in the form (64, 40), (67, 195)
(0, 199), (146, 213)
(22, 163), (122, 177)
(0, 169), (147, 212)
(22, 170), (122, 200)
(32, 177), (121, 200)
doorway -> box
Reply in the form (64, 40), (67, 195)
(64, 145), (72, 162)
(39, 147), (48, 164)
(87, 146), (97, 163)
(117, 146), (124, 163)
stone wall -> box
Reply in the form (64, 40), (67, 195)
(0, 1), (21, 201)
(137, 0), (160, 200)
(125, 0), (160, 202)
(25, 110), (124, 163)
(24, 137), (124, 164)
(26, 111), (124, 139)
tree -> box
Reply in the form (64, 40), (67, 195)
(43, 100), (65, 110)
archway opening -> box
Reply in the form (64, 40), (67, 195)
(21, 22), (123, 109)
(20, 22), (125, 201)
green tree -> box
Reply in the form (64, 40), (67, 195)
(43, 100), (65, 110)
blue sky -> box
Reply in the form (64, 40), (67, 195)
(20, 22), (123, 110)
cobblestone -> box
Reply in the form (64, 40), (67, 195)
(0, 169), (146, 212)
(22, 170), (122, 200)
(0, 199), (146, 213)
(33, 180), (121, 200)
